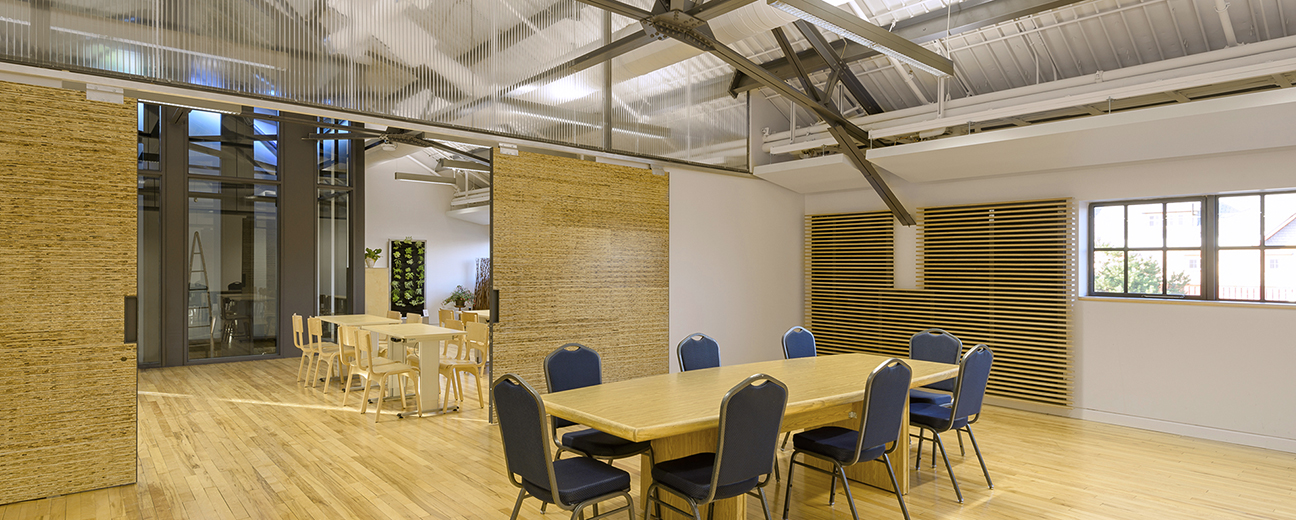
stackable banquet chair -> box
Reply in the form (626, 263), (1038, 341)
(544, 344), (652, 463)
(677, 333), (720, 372)
(644, 374), (787, 520)
(783, 359), (912, 520)
(494, 374), (636, 520)
(910, 345), (995, 503)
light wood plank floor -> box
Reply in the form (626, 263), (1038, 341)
(4, 357), (1295, 519)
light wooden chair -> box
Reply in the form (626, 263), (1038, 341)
(292, 314), (316, 384)
(461, 311), (479, 323)
(439, 319), (470, 410)
(341, 329), (422, 422)
(437, 308), (454, 327)
(405, 313), (423, 324)
(450, 321), (489, 408)
(307, 316), (342, 390)
(386, 310), (401, 320)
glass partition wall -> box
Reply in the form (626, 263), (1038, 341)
(136, 103), (363, 367)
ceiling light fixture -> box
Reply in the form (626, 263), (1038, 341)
(394, 172), (455, 185)
(436, 159), (491, 173)
(380, 138), (397, 152)
(766, 0), (954, 77)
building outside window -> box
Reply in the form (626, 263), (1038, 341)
(1090, 191), (1296, 302)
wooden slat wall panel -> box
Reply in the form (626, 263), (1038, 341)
(492, 151), (669, 391)
(806, 199), (1076, 407)
(0, 81), (138, 505)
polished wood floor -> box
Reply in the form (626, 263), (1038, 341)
(3, 357), (1295, 519)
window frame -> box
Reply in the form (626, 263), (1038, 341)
(1089, 190), (1296, 302)
(1089, 195), (1207, 299)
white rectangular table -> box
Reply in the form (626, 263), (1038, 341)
(362, 323), (468, 416)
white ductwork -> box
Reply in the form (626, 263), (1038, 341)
(327, 0), (479, 93)
(610, 2), (797, 81)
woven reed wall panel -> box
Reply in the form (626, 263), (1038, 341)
(492, 151), (669, 390)
(0, 81), (138, 505)
(806, 199), (1076, 407)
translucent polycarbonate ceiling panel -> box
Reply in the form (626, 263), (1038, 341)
(0, 0), (747, 170)
(612, 52), (747, 169)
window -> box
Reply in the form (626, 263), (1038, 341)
(1090, 191), (1296, 302)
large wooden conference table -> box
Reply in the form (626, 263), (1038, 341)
(544, 353), (958, 520)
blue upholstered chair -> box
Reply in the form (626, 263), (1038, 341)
(544, 344), (652, 463)
(910, 345), (995, 503)
(493, 374), (636, 520)
(778, 326), (816, 451)
(644, 374), (788, 520)
(908, 328), (961, 406)
(781, 326), (816, 359)
(677, 333), (720, 372)
(782, 359), (912, 520)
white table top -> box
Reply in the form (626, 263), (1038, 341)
(363, 323), (466, 341)
(318, 314), (400, 327)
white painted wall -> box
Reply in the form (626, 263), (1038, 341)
(365, 159), (489, 315)
(804, 145), (1296, 452)
(669, 167), (805, 372)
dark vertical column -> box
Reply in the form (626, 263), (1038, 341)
(349, 126), (365, 316)
(160, 107), (190, 367)
(278, 119), (316, 356)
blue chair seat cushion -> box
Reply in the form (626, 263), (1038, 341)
(561, 428), (651, 458)
(791, 426), (886, 464)
(651, 453), (760, 501)
(909, 402), (969, 431)
(909, 389), (953, 406)
(521, 457), (630, 506)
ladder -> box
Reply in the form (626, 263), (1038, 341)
(188, 232), (215, 358)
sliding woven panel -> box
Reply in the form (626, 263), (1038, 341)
(0, 81), (137, 504)
(492, 150), (669, 392)
(805, 199), (1075, 407)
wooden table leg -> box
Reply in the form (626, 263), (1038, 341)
(644, 429), (745, 520)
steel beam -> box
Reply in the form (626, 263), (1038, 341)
(686, 0), (758, 20)
(775, 27), (914, 225)
(794, 20), (884, 114)
(730, 0), (1089, 94)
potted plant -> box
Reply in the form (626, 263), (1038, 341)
(364, 247), (381, 268)
(444, 285), (473, 310)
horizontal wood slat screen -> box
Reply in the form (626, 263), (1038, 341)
(492, 151), (669, 393)
(806, 199), (1075, 407)
(0, 81), (138, 505)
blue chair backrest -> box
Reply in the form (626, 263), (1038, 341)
(856, 359), (912, 455)
(782, 326), (816, 359)
(543, 343), (603, 429)
(714, 375), (788, 494)
(493, 374), (555, 492)
(951, 345), (994, 421)
(677, 333), (720, 372)
(909, 328), (962, 392)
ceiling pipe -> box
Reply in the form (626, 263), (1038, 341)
(1214, 0), (1239, 47)
(609, 2), (797, 81)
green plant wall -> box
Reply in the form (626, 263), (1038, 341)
(389, 239), (426, 315)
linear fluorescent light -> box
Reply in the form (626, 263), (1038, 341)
(436, 159), (491, 173)
(767, 0), (954, 78)
(138, 99), (241, 115)
(394, 172), (456, 185)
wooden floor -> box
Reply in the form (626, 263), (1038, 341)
(4, 357), (1295, 519)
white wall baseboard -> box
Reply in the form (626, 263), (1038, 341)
(1077, 409), (1296, 453)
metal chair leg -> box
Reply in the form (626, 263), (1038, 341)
(932, 431), (963, 502)
(965, 426), (994, 489)
(835, 463), (861, 520)
(509, 488), (526, 520)
(781, 454), (797, 520)
(957, 428), (966, 456)
(828, 469), (837, 505)
(541, 502), (547, 513)
(780, 431), (790, 450)
(882, 453), (912, 520)
(706, 502), (714, 520)
(774, 459), (780, 481)
(756, 487), (773, 520)
(914, 429), (925, 470)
